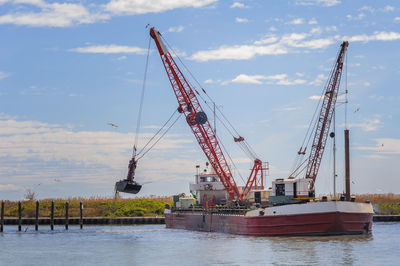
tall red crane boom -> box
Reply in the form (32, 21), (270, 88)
(305, 41), (348, 190)
(150, 27), (263, 201)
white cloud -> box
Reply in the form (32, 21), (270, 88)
(231, 73), (306, 86)
(117, 55), (127, 60)
(355, 138), (400, 154)
(253, 36), (279, 45)
(325, 26), (337, 32)
(309, 95), (322, 100)
(310, 27), (322, 34)
(230, 2), (248, 8)
(383, 5), (394, 12)
(359, 5), (394, 13)
(0, 71), (10, 80)
(308, 18), (318, 25)
(346, 13), (365, 20)
(232, 74), (265, 84)
(288, 18), (304, 25)
(359, 6), (374, 13)
(190, 32), (334, 61)
(0, 184), (21, 191)
(348, 118), (382, 132)
(309, 73), (326, 86)
(291, 38), (334, 49)
(0, 1), (109, 27)
(346, 31), (400, 43)
(235, 17), (249, 23)
(190, 28), (400, 62)
(395, 17), (400, 22)
(105, 0), (217, 15)
(0, 116), (197, 188)
(70, 45), (148, 54)
(204, 79), (214, 84)
(269, 26), (277, 31)
(190, 43), (288, 61)
(168, 25), (185, 32)
(309, 93), (346, 101)
(295, 0), (340, 7)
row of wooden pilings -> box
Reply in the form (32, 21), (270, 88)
(0, 200), (82, 232)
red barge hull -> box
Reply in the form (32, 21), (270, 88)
(165, 201), (374, 236)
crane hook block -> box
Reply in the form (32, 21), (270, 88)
(195, 112), (208, 125)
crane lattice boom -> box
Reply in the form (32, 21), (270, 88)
(150, 27), (263, 201)
(306, 41), (348, 190)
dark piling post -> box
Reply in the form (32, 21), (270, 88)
(79, 201), (83, 229)
(1, 200), (4, 232)
(65, 201), (69, 230)
(50, 200), (54, 230)
(35, 200), (39, 231)
(344, 129), (351, 201)
(18, 201), (22, 232)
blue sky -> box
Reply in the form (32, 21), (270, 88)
(1, 0), (400, 200)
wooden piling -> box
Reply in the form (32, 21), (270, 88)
(18, 201), (22, 232)
(35, 200), (39, 231)
(79, 201), (83, 229)
(50, 200), (54, 230)
(344, 129), (351, 201)
(1, 200), (4, 232)
(65, 201), (69, 230)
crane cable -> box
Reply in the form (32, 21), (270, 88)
(161, 35), (259, 161)
(134, 36), (152, 152)
(290, 48), (341, 175)
(137, 111), (182, 160)
(132, 35), (183, 161)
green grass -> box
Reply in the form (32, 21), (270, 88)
(374, 203), (400, 215)
(2, 197), (172, 218)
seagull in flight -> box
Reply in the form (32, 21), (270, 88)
(108, 123), (118, 128)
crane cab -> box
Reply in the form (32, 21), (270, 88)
(268, 178), (313, 204)
(190, 169), (228, 205)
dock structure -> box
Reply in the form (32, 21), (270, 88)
(1, 217), (165, 226)
(373, 215), (400, 222)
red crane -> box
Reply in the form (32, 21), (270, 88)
(305, 41), (348, 191)
(150, 27), (264, 201)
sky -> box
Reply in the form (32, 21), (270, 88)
(1, 0), (400, 200)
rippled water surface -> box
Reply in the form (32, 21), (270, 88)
(1, 223), (399, 265)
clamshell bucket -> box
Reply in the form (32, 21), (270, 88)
(115, 179), (142, 194)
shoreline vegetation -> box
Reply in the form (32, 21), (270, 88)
(2, 196), (173, 218)
(1, 194), (399, 218)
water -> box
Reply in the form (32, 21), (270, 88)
(0, 223), (399, 266)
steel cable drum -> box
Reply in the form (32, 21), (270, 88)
(195, 112), (208, 125)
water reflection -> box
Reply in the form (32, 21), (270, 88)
(0, 224), (397, 266)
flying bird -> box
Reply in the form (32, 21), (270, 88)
(108, 123), (118, 128)
(354, 107), (360, 113)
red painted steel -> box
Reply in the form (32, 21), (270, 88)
(305, 41), (349, 190)
(150, 27), (263, 200)
(165, 210), (373, 236)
